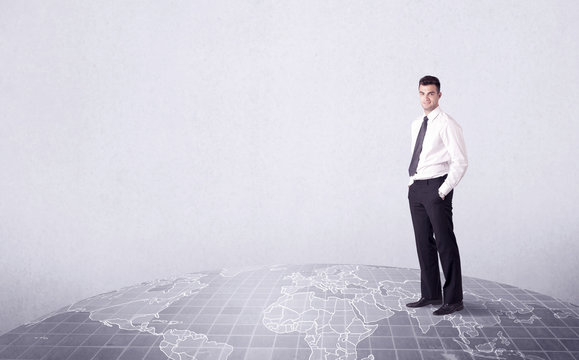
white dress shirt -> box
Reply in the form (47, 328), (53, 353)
(409, 106), (468, 196)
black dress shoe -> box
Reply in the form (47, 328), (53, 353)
(406, 297), (443, 308)
(433, 301), (464, 316)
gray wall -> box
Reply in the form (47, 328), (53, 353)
(1, 1), (578, 334)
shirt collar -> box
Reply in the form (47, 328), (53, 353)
(424, 106), (441, 121)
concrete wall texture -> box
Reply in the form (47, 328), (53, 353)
(1, 0), (578, 334)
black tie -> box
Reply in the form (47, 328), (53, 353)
(408, 116), (428, 176)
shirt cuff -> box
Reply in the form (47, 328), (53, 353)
(438, 182), (452, 197)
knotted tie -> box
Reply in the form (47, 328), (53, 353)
(408, 116), (428, 176)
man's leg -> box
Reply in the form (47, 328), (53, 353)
(409, 184), (442, 301)
(425, 188), (463, 304)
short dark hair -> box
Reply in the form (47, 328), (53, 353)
(419, 75), (440, 93)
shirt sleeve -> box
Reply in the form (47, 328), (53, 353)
(410, 120), (418, 153)
(408, 121), (417, 186)
(438, 118), (468, 196)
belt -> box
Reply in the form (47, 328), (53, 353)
(412, 174), (447, 185)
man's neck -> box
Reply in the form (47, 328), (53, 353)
(424, 106), (440, 116)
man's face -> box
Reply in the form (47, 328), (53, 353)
(419, 84), (441, 114)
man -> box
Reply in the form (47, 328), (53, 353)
(406, 75), (468, 316)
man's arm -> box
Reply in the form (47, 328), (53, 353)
(438, 118), (468, 197)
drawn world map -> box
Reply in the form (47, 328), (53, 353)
(1, 264), (577, 360)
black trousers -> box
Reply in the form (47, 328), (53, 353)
(408, 175), (463, 304)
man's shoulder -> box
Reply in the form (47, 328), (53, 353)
(411, 116), (423, 128)
(435, 109), (461, 127)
